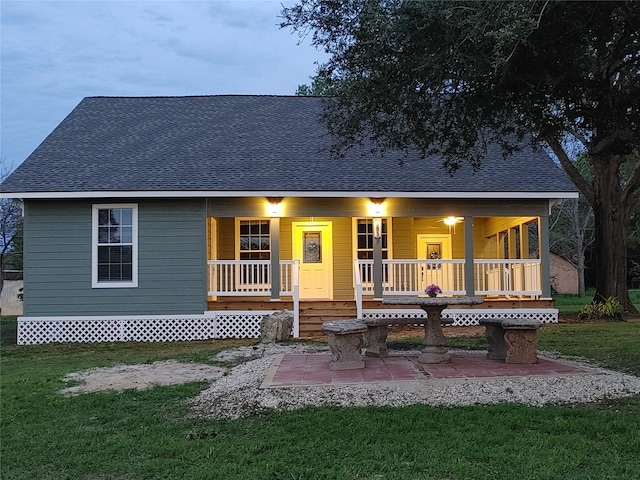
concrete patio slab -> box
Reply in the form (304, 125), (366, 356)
(261, 351), (591, 389)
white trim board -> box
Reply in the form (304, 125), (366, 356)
(2, 190), (579, 200)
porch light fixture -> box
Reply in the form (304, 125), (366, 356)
(369, 198), (384, 217)
(443, 216), (462, 234)
(267, 197), (283, 217)
(373, 218), (382, 238)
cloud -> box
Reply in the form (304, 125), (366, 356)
(1, 0), (326, 167)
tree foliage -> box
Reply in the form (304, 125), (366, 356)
(295, 70), (337, 96)
(282, 0), (640, 312)
(0, 158), (23, 294)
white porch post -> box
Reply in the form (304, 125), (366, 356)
(270, 218), (280, 300)
(520, 222), (530, 257)
(539, 215), (552, 298)
(464, 216), (475, 296)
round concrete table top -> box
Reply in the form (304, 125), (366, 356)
(382, 296), (484, 307)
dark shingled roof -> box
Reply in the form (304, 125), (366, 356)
(1, 95), (577, 196)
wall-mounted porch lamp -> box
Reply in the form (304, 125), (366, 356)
(373, 218), (382, 238)
(266, 197), (283, 217)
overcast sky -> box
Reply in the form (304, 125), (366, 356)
(1, 0), (327, 172)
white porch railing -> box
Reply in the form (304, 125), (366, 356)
(354, 258), (541, 298)
(354, 259), (364, 318)
(474, 259), (542, 297)
(207, 260), (298, 296)
(357, 259), (466, 296)
(207, 259), (300, 336)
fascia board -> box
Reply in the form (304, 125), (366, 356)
(0, 190), (580, 200)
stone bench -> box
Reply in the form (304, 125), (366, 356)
(479, 317), (542, 364)
(321, 319), (368, 370)
(363, 317), (454, 358)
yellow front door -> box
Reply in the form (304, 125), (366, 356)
(417, 234), (452, 291)
(293, 222), (333, 299)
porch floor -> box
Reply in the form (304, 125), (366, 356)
(261, 351), (589, 388)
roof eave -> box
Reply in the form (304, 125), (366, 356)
(0, 190), (580, 200)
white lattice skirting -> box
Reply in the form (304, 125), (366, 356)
(17, 308), (559, 345)
(363, 308), (559, 327)
(17, 312), (272, 345)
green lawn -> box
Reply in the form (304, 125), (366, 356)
(553, 288), (640, 315)
(2, 317), (639, 480)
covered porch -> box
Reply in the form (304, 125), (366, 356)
(206, 196), (558, 338)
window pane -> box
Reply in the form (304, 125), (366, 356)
(109, 246), (121, 263)
(121, 209), (132, 225)
(109, 264), (121, 280)
(121, 246), (132, 263)
(109, 226), (120, 243)
(98, 209), (110, 226)
(98, 227), (109, 243)
(98, 246), (109, 263)
(111, 209), (121, 225)
(120, 227), (132, 243)
(121, 264), (132, 280)
(303, 232), (322, 263)
(98, 265), (110, 281)
(365, 235), (372, 249)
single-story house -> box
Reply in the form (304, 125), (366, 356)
(1, 95), (578, 344)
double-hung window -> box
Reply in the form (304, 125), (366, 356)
(92, 204), (138, 288)
(354, 218), (391, 286)
(237, 219), (270, 286)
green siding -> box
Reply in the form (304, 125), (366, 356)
(23, 199), (207, 316)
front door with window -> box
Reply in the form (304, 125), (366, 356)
(417, 234), (452, 291)
(292, 222), (333, 299)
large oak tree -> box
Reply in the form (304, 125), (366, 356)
(282, 0), (640, 312)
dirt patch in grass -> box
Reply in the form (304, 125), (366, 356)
(60, 360), (226, 396)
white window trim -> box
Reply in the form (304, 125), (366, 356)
(352, 217), (393, 288)
(351, 217), (393, 261)
(234, 218), (271, 288)
(92, 203), (138, 288)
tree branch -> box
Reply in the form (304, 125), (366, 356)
(545, 135), (594, 205)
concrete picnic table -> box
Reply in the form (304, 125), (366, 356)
(382, 296), (484, 364)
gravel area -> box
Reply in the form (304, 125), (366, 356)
(189, 343), (640, 420)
